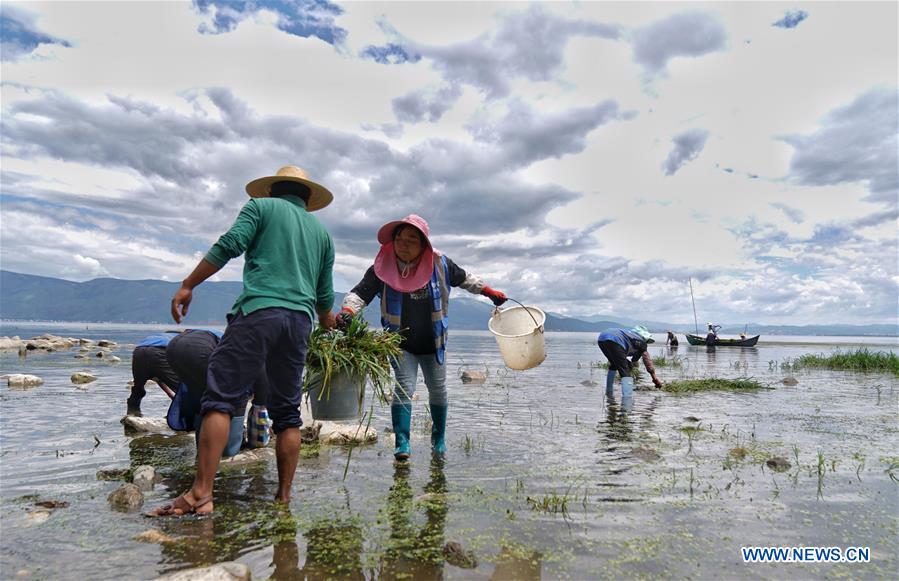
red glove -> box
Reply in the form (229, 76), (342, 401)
(481, 286), (507, 306)
(336, 307), (355, 330)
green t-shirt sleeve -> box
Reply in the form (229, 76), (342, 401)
(315, 234), (335, 313)
(204, 200), (262, 267)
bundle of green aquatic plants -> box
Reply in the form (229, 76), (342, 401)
(796, 348), (898, 376)
(304, 314), (403, 403)
(662, 378), (771, 393)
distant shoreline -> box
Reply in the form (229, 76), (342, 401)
(1, 319), (896, 345)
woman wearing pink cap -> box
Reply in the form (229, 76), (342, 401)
(337, 214), (507, 461)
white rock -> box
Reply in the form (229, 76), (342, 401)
(97, 340), (117, 348)
(0, 336), (25, 350)
(121, 416), (171, 434)
(106, 355), (122, 363)
(132, 465), (156, 491)
(154, 562), (250, 581)
(25, 509), (51, 525)
(26, 334), (75, 351)
(296, 399), (378, 444)
(6, 374), (44, 388)
(220, 447), (276, 466)
(134, 529), (177, 544)
(71, 372), (97, 384)
(318, 422), (378, 445)
(108, 483), (143, 511)
(461, 370), (487, 384)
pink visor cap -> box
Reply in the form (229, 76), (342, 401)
(377, 214), (432, 246)
(374, 214), (435, 293)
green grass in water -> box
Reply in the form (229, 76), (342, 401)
(662, 378), (769, 393)
(652, 356), (684, 368)
(796, 348), (899, 375)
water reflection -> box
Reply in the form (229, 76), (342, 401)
(491, 545), (543, 580)
(602, 397), (634, 442)
(271, 538), (301, 580)
(267, 510), (366, 580)
(380, 456), (448, 580)
(128, 434), (195, 477)
(595, 394), (662, 482)
(300, 518), (365, 579)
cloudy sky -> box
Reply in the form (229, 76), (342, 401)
(1, 1), (896, 325)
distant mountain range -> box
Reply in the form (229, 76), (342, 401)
(1, 271), (895, 336)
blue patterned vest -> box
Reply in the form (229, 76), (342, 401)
(380, 255), (451, 364)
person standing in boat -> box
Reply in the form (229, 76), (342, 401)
(597, 325), (664, 401)
(706, 322), (721, 346)
(336, 214), (508, 461)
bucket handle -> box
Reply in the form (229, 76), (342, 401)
(493, 297), (544, 334)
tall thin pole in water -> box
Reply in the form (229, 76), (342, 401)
(689, 277), (699, 334)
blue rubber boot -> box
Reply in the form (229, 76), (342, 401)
(430, 404), (448, 454)
(605, 369), (617, 397)
(621, 376), (635, 398)
(391, 404), (412, 461)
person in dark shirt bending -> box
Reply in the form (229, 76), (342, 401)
(336, 214), (507, 461)
(128, 332), (182, 416)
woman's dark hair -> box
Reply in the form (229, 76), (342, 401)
(270, 181), (311, 203)
(393, 224), (426, 246)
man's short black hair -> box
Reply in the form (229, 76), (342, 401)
(270, 180), (311, 203)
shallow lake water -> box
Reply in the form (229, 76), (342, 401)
(1, 323), (897, 580)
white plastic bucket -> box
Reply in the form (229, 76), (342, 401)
(488, 305), (547, 370)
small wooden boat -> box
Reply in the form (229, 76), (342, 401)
(685, 333), (760, 347)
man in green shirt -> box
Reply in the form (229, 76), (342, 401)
(148, 166), (336, 517)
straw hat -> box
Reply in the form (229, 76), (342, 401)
(244, 166), (333, 211)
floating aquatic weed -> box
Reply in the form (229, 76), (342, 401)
(728, 447), (748, 461)
(779, 357), (801, 372)
(300, 443), (321, 459)
(796, 348), (899, 375)
(652, 351), (684, 368)
(881, 457), (899, 483)
(342, 409), (374, 481)
(816, 451), (826, 500)
(852, 452), (866, 481)
(302, 517), (366, 577)
(526, 493), (571, 518)
(680, 424), (704, 455)
(662, 378), (770, 393)
(687, 468), (700, 499)
(730, 360), (749, 372)
(460, 433), (484, 454)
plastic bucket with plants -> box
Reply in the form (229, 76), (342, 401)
(304, 315), (402, 422)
